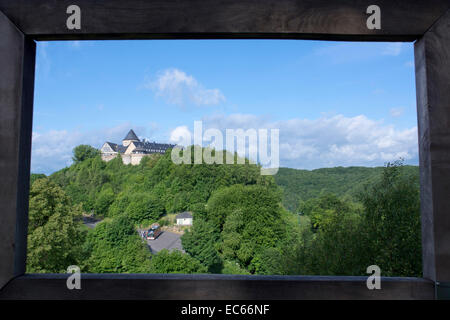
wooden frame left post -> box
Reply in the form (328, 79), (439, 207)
(0, 10), (35, 290)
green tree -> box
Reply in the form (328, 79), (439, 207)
(27, 177), (86, 273)
(301, 210), (366, 275)
(221, 260), (251, 275)
(94, 187), (115, 216)
(28, 177), (72, 230)
(149, 249), (207, 274)
(298, 192), (355, 230)
(84, 216), (151, 273)
(108, 191), (131, 217)
(124, 193), (166, 224)
(205, 184), (286, 273)
(72, 144), (100, 163)
(284, 161), (422, 277)
(358, 161), (422, 276)
(30, 173), (46, 186)
(181, 218), (222, 273)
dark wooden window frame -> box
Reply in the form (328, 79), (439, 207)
(1, 0), (450, 300)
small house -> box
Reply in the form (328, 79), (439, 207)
(176, 211), (193, 226)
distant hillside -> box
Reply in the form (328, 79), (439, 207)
(274, 166), (419, 212)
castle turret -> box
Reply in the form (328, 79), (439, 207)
(122, 129), (140, 147)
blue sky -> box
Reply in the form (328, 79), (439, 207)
(32, 40), (418, 174)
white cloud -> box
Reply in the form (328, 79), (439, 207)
(34, 114), (418, 174)
(315, 42), (407, 64)
(68, 41), (81, 48)
(390, 107), (405, 117)
(405, 61), (415, 68)
(382, 43), (405, 56)
(147, 68), (225, 106)
(198, 113), (418, 169)
(31, 123), (146, 174)
(169, 125), (192, 146)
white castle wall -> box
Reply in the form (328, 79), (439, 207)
(101, 154), (118, 162)
(131, 154), (145, 165)
(101, 153), (149, 165)
(121, 154), (132, 165)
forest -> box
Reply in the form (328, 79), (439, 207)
(27, 145), (422, 277)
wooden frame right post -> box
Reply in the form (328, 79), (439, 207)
(415, 8), (450, 298)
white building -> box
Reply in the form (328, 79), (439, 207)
(176, 212), (193, 226)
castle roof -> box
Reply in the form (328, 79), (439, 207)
(105, 142), (127, 153)
(131, 140), (176, 154)
(123, 129), (139, 141)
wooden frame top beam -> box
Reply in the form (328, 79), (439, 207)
(0, 0), (449, 41)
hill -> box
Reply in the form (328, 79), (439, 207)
(274, 165), (419, 212)
(28, 145), (422, 277)
(49, 146), (276, 220)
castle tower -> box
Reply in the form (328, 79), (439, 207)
(122, 129), (140, 147)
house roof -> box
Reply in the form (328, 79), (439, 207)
(117, 145), (127, 153)
(123, 129), (140, 141)
(105, 141), (118, 149)
(131, 141), (176, 154)
(176, 211), (192, 219)
(105, 142), (127, 153)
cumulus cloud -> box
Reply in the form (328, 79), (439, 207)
(68, 41), (81, 48)
(390, 107), (405, 117)
(176, 113), (419, 169)
(405, 61), (415, 68)
(315, 42), (407, 64)
(147, 68), (225, 106)
(169, 125), (192, 146)
(34, 114), (418, 174)
(382, 43), (405, 56)
(31, 123), (146, 174)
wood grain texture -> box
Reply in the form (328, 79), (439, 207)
(0, 274), (435, 300)
(415, 8), (450, 283)
(1, 0), (449, 300)
(0, 11), (35, 290)
(0, 0), (449, 41)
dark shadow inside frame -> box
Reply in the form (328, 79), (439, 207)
(1, 0), (450, 299)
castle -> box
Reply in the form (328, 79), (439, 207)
(100, 129), (175, 165)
